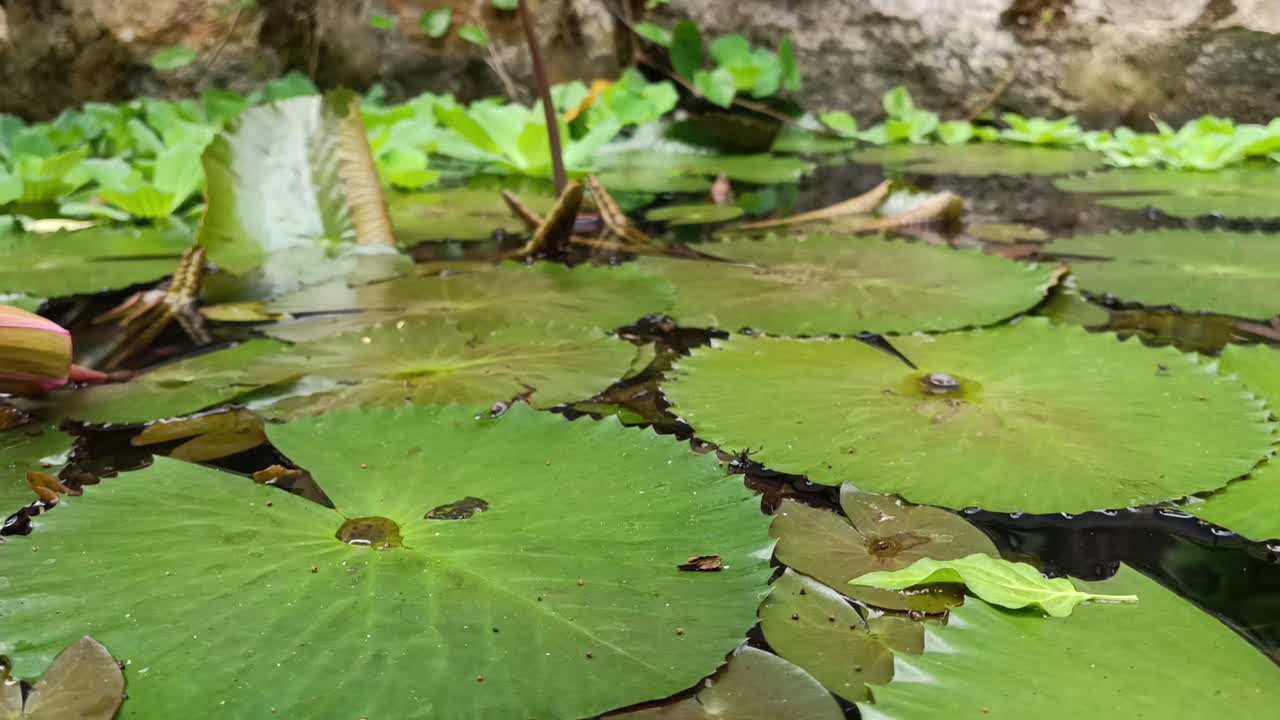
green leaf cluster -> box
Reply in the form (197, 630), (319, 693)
(665, 21), (800, 108)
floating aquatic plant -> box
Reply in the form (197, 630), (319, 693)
(1055, 165), (1280, 219)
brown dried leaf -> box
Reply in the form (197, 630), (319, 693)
(678, 554), (723, 572)
(734, 181), (890, 230)
(27, 471), (76, 504)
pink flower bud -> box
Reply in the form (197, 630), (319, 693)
(0, 305), (72, 394)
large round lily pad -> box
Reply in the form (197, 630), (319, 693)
(852, 144), (1104, 177)
(1, 422), (69, 514)
(865, 566), (1280, 718)
(1046, 230), (1280, 319)
(663, 318), (1275, 513)
(0, 226), (189, 298)
(1187, 344), (1280, 541)
(1055, 165), (1280, 219)
(639, 235), (1059, 335)
(0, 405), (772, 719)
(257, 320), (646, 416)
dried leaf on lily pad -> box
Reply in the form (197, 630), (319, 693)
(851, 554), (1137, 618)
(43, 340), (297, 424)
(256, 321), (644, 416)
(663, 318), (1275, 513)
(853, 144), (1104, 177)
(264, 262), (673, 342)
(1187, 344), (1280, 541)
(1, 422), (70, 514)
(0, 226), (190, 298)
(865, 566), (1280, 718)
(1045, 230), (1280, 319)
(608, 646), (843, 720)
(1055, 165), (1280, 219)
(1, 637), (125, 720)
(639, 234), (1059, 335)
(0, 405), (772, 719)
(759, 570), (923, 702)
(770, 486), (996, 612)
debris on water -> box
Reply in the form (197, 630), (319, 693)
(678, 554), (724, 571)
(425, 497), (490, 520)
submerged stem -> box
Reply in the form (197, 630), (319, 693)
(517, 0), (567, 194)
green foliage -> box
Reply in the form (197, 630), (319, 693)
(849, 554), (1139, 618)
(149, 47), (197, 71)
(491, 0), (517, 9)
(458, 24), (489, 46)
(663, 22), (800, 107)
(420, 7), (452, 37)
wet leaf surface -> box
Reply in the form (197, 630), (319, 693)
(0, 226), (190, 297)
(759, 570), (922, 702)
(1055, 165), (1280, 218)
(0, 405), (772, 719)
(0, 423), (70, 515)
(664, 318), (1275, 513)
(853, 144), (1104, 176)
(1046, 230), (1280, 319)
(867, 566), (1280, 718)
(640, 234), (1059, 335)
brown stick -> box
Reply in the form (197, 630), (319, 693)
(517, 0), (567, 194)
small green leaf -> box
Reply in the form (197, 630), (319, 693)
(491, 0), (517, 9)
(420, 8), (452, 37)
(882, 86), (915, 118)
(709, 34), (752, 66)
(368, 13), (397, 29)
(633, 22), (672, 47)
(938, 120), (975, 144)
(670, 20), (705, 79)
(849, 554), (1139, 617)
(150, 47), (197, 71)
(819, 111), (857, 137)
(458, 24), (488, 47)
(694, 68), (737, 108)
(778, 35), (801, 92)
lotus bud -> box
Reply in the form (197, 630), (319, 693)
(0, 305), (72, 394)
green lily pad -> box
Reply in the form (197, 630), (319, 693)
(258, 321), (644, 416)
(1, 422), (69, 514)
(0, 226), (190, 297)
(609, 645), (843, 720)
(0, 405), (772, 719)
(663, 318), (1275, 513)
(771, 486), (997, 612)
(639, 235), (1059, 335)
(43, 340), (296, 424)
(645, 204), (745, 225)
(388, 187), (555, 244)
(1055, 165), (1280, 218)
(853, 144), (1104, 177)
(1046, 230), (1280, 319)
(1032, 280), (1112, 328)
(595, 152), (815, 193)
(968, 222), (1049, 244)
(759, 570), (923, 702)
(1187, 344), (1280, 541)
(866, 566), (1280, 718)
(264, 262), (672, 342)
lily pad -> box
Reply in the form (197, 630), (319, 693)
(0, 226), (190, 297)
(759, 570), (923, 702)
(257, 321), (644, 416)
(264, 262), (672, 342)
(1046, 230), (1280, 319)
(595, 152), (815, 193)
(388, 187), (555, 244)
(0, 405), (772, 719)
(1, 422), (69, 514)
(1187, 344), (1280, 541)
(43, 340), (296, 424)
(1055, 165), (1280, 218)
(853, 144), (1104, 177)
(771, 486), (997, 612)
(645, 204), (745, 226)
(865, 566), (1280, 718)
(639, 235), (1059, 335)
(609, 645), (843, 720)
(663, 318), (1275, 513)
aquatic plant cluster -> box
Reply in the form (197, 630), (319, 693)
(3, 19), (1280, 720)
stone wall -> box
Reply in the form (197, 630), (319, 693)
(2, 0), (1278, 124)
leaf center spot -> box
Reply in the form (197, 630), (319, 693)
(336, 516), (403, 549)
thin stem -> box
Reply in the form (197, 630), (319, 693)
(517, 0), (567, 194)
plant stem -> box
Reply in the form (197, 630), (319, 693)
(517, 0), (567, 194)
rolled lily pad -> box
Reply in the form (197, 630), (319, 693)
(866, 566), (1280, 718)
(265, 262), (672, 341)
(0, 226), (190, 297)
(640, 235), (1059, 335)
(771, 486), (996, 612)
(1, 422), (69, 514)
(44, 340), (296, 424)
(1046, 230), (1280, 319)
(609, 645), (843, 720)
(258, 321), (644, 416)
(1055, 165), (1280, 218)
(645, 204), (745, 226)
(388, 187), (555, 244)
(0, 405), (772, 719)
(853, 144), (1104, 177)
(663, 318), (1275, 513)
(759, 570), (923, 702)
(1188, 344), (1280, 541)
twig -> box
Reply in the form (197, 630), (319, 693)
(198, 2), (244, 83)
(517, 0), (567, 194)
(481, 20), (523, 102)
